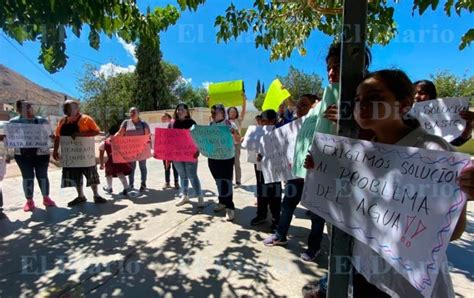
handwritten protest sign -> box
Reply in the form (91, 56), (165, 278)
(111, 135), (151, 163)
(260, 118), (303, 183)
(410, 97), (469, 142)
(301, 133), (470, 297)
(4, 123), (51, 148)
(293, 84), (338, 178)
(60, 137), (96, 168)
(241, 125), (274, 151)
(154, 128), (198, 162)
(208, 80), (244, 107)
(262, 79), (291, 112)
(191, 125), (234, 160)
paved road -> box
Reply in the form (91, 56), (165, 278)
(0, 152), (472, 297)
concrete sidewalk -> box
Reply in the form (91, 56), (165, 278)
(0, 151), (472, 297)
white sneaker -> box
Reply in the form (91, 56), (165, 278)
(226, 209), (235, 221)
(175, 195), (191, 207)
(197, 197), (205, 208)
(214, 203), (226, 212)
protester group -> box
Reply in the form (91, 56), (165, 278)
(1, 42), (474, 297)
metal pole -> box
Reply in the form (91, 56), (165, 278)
(327, 0), (368, 297)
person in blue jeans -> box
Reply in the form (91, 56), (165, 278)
(116, 107), (150, 192)
(263, 95), (326, 261)
(9, 100), (56, 212)
(171, 103), (204, 208)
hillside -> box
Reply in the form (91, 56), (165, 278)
(0, 64), (75, 107)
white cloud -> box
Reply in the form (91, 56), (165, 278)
(117, 37), (137, 63)
(202, 81), (212, 90)
(95, 63), (136, 79)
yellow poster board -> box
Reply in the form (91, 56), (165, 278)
(262, 79), (291, 112)
(208, 80), (244, 107)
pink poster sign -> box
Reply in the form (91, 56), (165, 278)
(154, 128), (198, 162)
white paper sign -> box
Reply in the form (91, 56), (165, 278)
(260, 118), (303, 183)
(60, 137), (96, 168)
(411, 97), (469, 142)
(301, 133), (470, 297)
(241, 125), (274, 151)
(4, 123), (51, 148)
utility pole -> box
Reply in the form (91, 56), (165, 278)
(327, 0), (368, 297)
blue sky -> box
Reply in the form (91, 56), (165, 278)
(0, 0), (473, 109)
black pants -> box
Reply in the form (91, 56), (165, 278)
(307, 211), (325, 254)
(353, 271), (390, 298)
(275, 178), (305, 239)
(163, 160), (178, 184)
(208, 158), (234, 209)
(255, 169), (282, 223)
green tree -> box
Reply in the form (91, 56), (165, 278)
(0, 1), (200, 72)
(79, 64), (136, 131)
(254, 93), (266, 111)
(4, 1), (471, 71)
(134, 35), (171, 111)
(214, 0), (473, 61)
(277, 66), (324, 101)
(256, 79), (261, 98)
(431, 71), (474, 101)
(173, 81), (208, 108)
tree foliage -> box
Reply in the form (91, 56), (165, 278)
(277, 66), (324, 101)
(2, 1), (471, 72)
(173, 82), (208, 108)
(79, 64), (136, 131)
(254, 93), (266, 111)
(431, 71), (474, 103)
(134, 35), (170, 111)
(214, 0), (473, 61)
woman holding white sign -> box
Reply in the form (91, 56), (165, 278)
(171, 103), (204, 208)
(208, 104), (238, 221)
(53, 100), (107, 207)
(116, 107), (150, 192)
(414, 79), (473, 147)
(306, 70), (470, 297)
(9, 100), (56, 212)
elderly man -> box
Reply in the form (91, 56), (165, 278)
(53, 100), (107, 206)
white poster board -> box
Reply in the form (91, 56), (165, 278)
(241, 125), (274, 151)
(301, 133), (470, 297)
(4, 123), (51, 148)
(410, 97), (470, 142)
(60, 137), (96, 168)
(260, 118), (303, 183)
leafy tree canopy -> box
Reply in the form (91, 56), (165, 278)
(1, 0), (471, 72)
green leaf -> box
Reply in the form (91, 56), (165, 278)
(459, 28), (474, 50)
(88, 29), (100, 50)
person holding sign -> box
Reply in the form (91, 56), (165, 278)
(170, 103), (204, 208)
(306, 70), (469, 297)
(160, 113), (179, 190)
(99, 126), (132, 196)
(414, 79), (473, 147)
(53, 100), (106, 206)
(0, 133), (8, 219)
(250, 110), (282, 230)
(116, 107), (151, 192)
(263, 95), (323, 261)
(9, 100), (56, 212)
(208, 104), (238, 221)
(227, 94), (246, 188)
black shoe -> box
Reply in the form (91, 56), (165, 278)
(68, 196), (87, 207)
(139, 183), (147, 192)
(93, 196), (107, 204)
(102, 187), (113, 194)
(250, 217), (267, 226)
(271, 221), (278, 232)
(121, 189), (128, 196)
(0, 211), (7, 220)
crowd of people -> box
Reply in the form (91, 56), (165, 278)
(1, 43), (474, 297)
